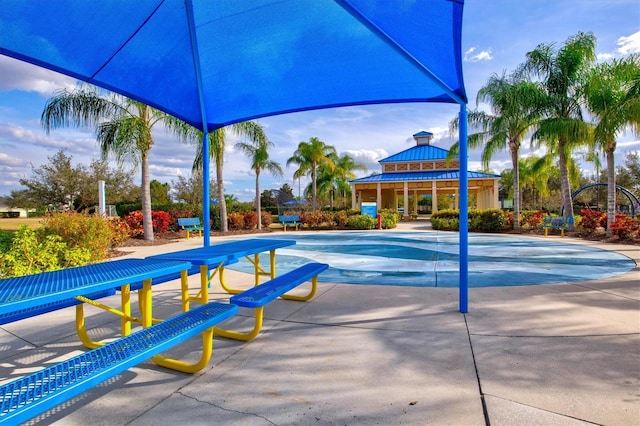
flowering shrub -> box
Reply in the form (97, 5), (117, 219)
(260, 211), (272, 228)
(243, 211), (259, 229)
(578, 209), (606, 233)
(106, 218), (131, 247)
(123, 210), (144, 237)
(227, 212), (245, 230)
(123, 210), (172, 236)
(519, 210), (544, 229)
(41, 212), (112, 262)
(609, 214), (639, 239)
(300, 210), (335, 228)
(333, 210), (349, 228)
(151, 211), (171, 234)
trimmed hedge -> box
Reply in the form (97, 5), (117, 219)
(431, 209), (507, 232)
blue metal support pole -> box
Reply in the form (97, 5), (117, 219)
(185, 0), (211, 246)
(458, 104), (469, 313)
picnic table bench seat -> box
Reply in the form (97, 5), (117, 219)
(0, 301), (238, 425)
(0, 288), (116, 326)
(177, 217), (205, 239)
(214, 262), (328, 341)
(278, 215), (301, 231)
(540, 215), (574, 237)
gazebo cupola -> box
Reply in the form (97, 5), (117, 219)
(413, 131), (433, 146)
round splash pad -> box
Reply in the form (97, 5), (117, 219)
(227, 232), (636, 288)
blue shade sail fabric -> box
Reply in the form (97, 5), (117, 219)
(0, 0), (466, 131)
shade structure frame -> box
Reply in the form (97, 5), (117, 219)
(0, 0), (470, 312)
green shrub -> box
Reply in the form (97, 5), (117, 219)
(377, 208), (398, 229)
(346, 214), (376, 230)
(431, 209), (506, 232)
(0, 229), (13, 252)
(431, 209), (459, 231)
(431, 217), (459, 231)
(469, 209), (506, 232)
(0, 226), (90, 278)
(41, 212), (113, 262)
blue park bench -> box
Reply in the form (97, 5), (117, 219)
(541, 215), (574, 237)
(214, 262), (328, 341)
(278, 215), (301, 231)
(0, 302), (238, 425)
(178, 217), (205, 239)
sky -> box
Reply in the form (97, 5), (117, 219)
(1, 1), (639, 203)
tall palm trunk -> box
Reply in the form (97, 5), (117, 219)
(511, 148), (520, 230)
(606, 145), (616, 237)
(216, 156), (228, 232)
(255, 168), (262, 230)
(558, 139), (575, 229)
(141, 152), (154, 240)
(311, 162), (317, 210)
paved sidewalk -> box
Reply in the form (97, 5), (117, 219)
(0, 225), (638, 425)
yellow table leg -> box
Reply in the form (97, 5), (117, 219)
(214, 307), (264, 341)
(281, 276), (319, 302)
(270, 249), (276, 279)
(121, 284), (132, 336)
(152, 329), (215, 373)
(180, 269), (190, 312)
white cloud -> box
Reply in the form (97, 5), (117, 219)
(617, 139), (640, 149)
(463, 47), (493, 63)
(617, 31), (640, 55)
(596, 52), (614, 61)
(0, 56), (77, 95)
(0, 152), (28, 167)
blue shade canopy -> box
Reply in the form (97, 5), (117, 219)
(0, 0), (471, 313)
(0, 0), (466, 131)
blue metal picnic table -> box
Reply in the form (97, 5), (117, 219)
(148, 238), (296, 310)
(0, 258), (191, 347)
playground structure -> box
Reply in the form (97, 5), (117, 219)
(563, 183), (639, 217)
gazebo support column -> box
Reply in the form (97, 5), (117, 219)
(403, 182), (409, 219)
(351, 184), (356, 210)
(431, 181), (437, 213)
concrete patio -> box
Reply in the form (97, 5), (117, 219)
(0, 224), (638, 425)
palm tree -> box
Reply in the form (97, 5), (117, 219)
(41, 88), (173, 240)
(286, 137), (337, 209)
(169, 121), (268, 232)
(235, 134), (283, 230)
(583, 54), (640, 236)
(449, 72), (543, 229)
(316, 153), (367, 209)
(519, 32), (597, 229)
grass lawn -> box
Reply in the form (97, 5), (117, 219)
(0, 217), (42, 231)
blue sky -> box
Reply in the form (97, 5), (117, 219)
(1, 0), (639, 202)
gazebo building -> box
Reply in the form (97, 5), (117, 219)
(350, 131), (501, 218)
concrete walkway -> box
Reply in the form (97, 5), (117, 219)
(0, 223), (638, 425)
